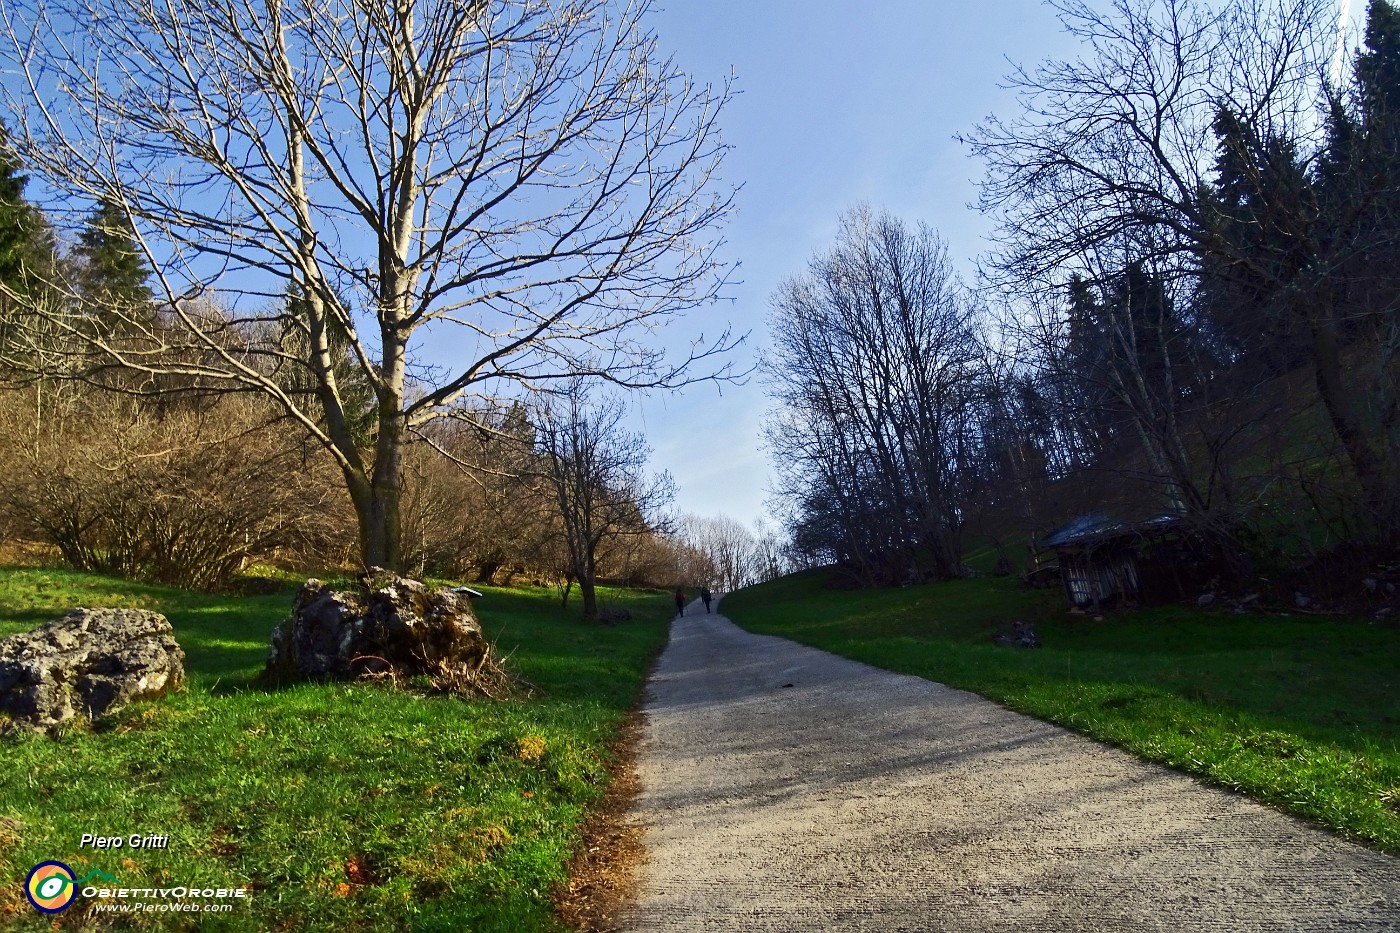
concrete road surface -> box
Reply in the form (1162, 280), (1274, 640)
(621, 610), (1400, 932)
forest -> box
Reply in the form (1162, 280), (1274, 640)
(766, 0), (1400, 599)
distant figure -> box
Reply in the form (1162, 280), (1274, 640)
(674, 587), (686, 616)
(700, 586), (713, 614)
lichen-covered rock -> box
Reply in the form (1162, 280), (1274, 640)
(0, 609), (185, 734)
(364, 575), (489, 673)
(267, 572), (489, 685)
(264, 580), (365, 680)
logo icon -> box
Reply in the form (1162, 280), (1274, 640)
(25, 861), (77, 913)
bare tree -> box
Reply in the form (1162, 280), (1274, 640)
(676, 513), (761, 592)
(0, 0), (737, 570)
(765, 206), (982, 585)
(533, 384), (673, 617)
(747, 517), (794, 584)
(973, 0), (1331, 284)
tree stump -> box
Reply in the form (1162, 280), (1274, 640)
(266, 572), (508, 697)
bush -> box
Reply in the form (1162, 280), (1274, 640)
(0, 388), (355, 589)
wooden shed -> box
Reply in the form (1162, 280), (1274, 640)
(1040, 513), (1193, 609)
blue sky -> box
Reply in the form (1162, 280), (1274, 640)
(632, 0), (1085, 531)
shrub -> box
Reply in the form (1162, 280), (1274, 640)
(0, 389), (355, 589)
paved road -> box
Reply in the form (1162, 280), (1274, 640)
(620, 609), (1400, 932)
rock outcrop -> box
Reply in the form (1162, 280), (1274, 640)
(0, 609), (185, 733)
(267, 572), (504, 695)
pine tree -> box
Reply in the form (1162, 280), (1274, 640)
(1062, 274), (1119, 456)
(279, 284), (376, 445)
(73, 198), (152, 328)
(1358, 0), (1400, 137)
(0, 121), (59, 363)
(1318, 93), (1361, 191)
(1315, 0), (1400, 336)
(0, 127), (33, 286)
(1197, 3), (1400, 532)
(1198, 105), (1316, 377)
(0, 123), (53, 302)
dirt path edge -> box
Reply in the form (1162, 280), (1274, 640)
(552, 645), (662, 932)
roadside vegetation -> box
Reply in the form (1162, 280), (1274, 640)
(0, 567), (670, 932)
(723, 570), (1400, 854)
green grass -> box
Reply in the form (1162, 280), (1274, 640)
(723, 569), (1400, 853)
(0, 567), (670, 931)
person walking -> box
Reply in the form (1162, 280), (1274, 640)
(674, 587), (686, 616)
(700, 586), (713, 614)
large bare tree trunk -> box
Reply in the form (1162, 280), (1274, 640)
(579, 575), (599, 619)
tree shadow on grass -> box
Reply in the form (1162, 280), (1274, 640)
(162, 592), (290, 694)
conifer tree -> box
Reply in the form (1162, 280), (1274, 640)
(1358, 0), (1400, 137)
(0, 122), (58, 365)
(73, 198), (152, 329)
(1194, 3), (1400, 532)
(1199, 106), (1316, 377)
(1062, 274), (1118, 456)
(0, 126), (35, 288)
(279, 284), (376, 446)
(1340, 0), (1400, 324)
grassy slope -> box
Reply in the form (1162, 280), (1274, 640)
(0, 568), (669, 932)
(722, 570), (1400, 853)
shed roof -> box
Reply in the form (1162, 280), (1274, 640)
(1040, 512), (1180, 550)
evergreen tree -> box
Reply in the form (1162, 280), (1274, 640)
(0, 125), (36, 288)
(1198, 105), (1316, 377)
(1318, 92), (1362, 192)
(1357, 0), (1400, 139)
(1311, 1), (1400, 337)
(278, 284), (376, 446)
(0, 121), (58, 364)
(1061, 273), (1121, 456)
(0, 124), (56, 299)
(73, 198), (152, 328)
(1194, 7), (1400, 531)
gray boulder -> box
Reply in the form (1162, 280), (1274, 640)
(266, 572), (489, 683)
(0, 609), (185, 734)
